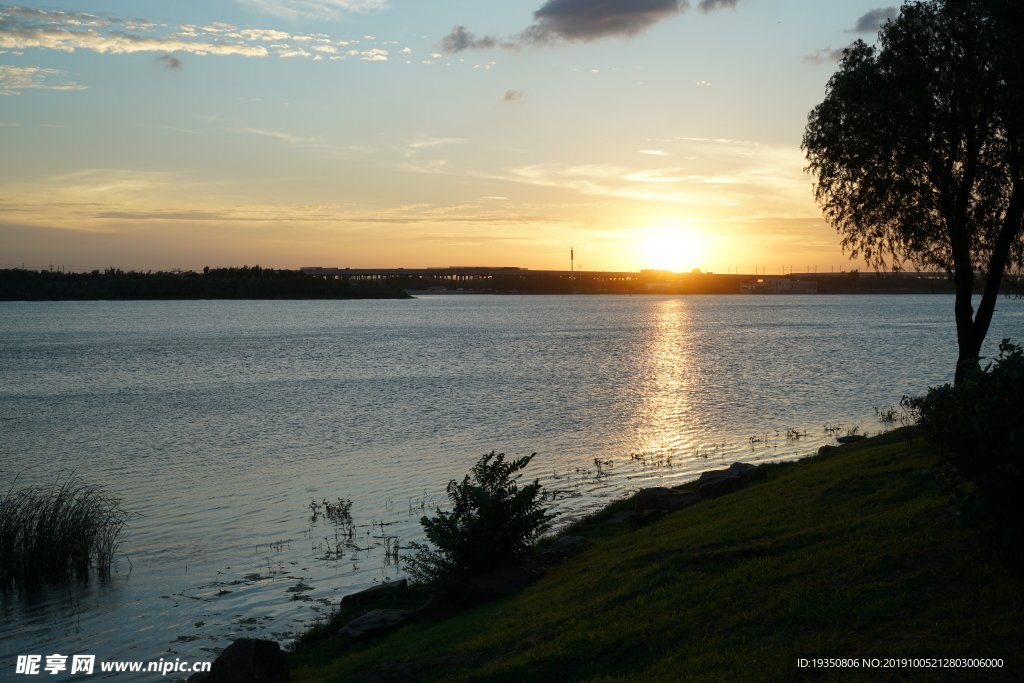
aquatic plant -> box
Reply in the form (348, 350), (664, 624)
(0, 475), (137, 589)
(309, 497), (352, 524)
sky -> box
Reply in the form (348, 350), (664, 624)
(0, 1), (898, 274)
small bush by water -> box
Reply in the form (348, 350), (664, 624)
(0, 476), (137, 589)
(403, 451), (554, 585)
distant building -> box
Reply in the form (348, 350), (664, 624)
(740, 278), (817, 294)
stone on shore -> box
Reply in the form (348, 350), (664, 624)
(539, 535), (591, 563)
(634, 487), (704, 512)
(186, 638), (290, 683)
(466, 558), (546, 603)
(339, 609), (408, 641)
(415, 594), (463, 623)
(694, 462), (766, 499)
(339, 578), (408, 608)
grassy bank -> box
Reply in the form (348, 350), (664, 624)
(289, 430), (1023, 682)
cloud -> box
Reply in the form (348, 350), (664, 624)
(439, 26), (501, 52)
(525, 0), (687, 43)
(851, 7), (897, 33)
(239, 29), (292, 41)
(1, 7), (112, 26)
(622, 170), (686, 182)
(0, 64), (88, 95)
(802, 45), (851, 65)
(503, 89), (522, 102)
(231, 0), (387, 20)
(439, 0), (745, 53)
(235, 126), (316, 143)
(697, 0), (739, 12)
(0, 7), (270, 57)
(0, 7), (374, 60)
(156, 53), (182, 69)
(640, 149), (670, 155)
(401, 135), (468, 158)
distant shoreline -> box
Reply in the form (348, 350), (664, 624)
(0, 267), (411, 301)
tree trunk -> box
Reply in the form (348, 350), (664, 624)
(953, 273), (983, 384)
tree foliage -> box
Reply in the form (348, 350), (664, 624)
(802, 0), (1024, 381)
(403, 451), (554, 585)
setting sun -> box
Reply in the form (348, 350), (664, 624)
(637, 228), (707, 272)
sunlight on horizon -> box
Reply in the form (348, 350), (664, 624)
(636, 227), (710, 272)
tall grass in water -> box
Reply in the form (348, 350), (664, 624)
(0, 476), (137, 589)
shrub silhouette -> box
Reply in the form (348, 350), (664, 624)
(917, 339), (1024, 572)
(404, 451), (554, 585)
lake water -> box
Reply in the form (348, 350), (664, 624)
(3, 294), (1024, 679)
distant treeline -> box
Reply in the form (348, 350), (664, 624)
(0, 266), (411, 301)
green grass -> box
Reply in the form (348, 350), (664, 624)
(289, 429), (1024, 682)
(0, 475), (136, 588)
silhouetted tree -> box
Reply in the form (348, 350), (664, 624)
(802, 0), (1024, 382)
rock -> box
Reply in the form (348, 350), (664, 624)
(415, 594), (462, 623)
(836, 434), (867, 444)
(491, 559), (546, 587)
(551, 535), (589, 550)
(630, 509), (667, 528)
(339, 578), (407, 608)
(465, 558), (546, 603)
(467, 573), (521, 601)
(694, 462), (766, 499)
(634, 487), (704, 512)
(189, 638), (289, 683)
(539, 536), (590, 563)
(339, 609), (408, 641)
(606, 510), (634, 524)
(817, 445), (840, 456)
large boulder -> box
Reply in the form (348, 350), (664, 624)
(634, 487), (703, 512)
(339, 609), (408, 641)
(187, 638), (289, 683)
(694, 462), (766, 499)
(339, 578), (407, 608)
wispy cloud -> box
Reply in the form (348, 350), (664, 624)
(232, 0), (387, 20)
(0, 5), (390, 61)
(0, 7), (269, 57)
(503, 89), (522, 102)
(401, 135), (469, 157)
(234, 126), (317, 144)
(639, 149), (671, 155)
(0, 64), (88, 95)
(802, 45), (851, 65)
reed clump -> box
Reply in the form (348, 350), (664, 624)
(0, 476), (137, 589)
